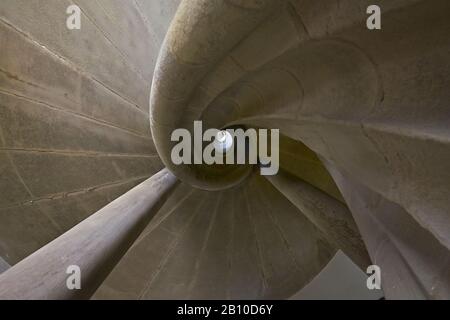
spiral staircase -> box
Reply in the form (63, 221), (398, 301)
(0, 0), (449, 300)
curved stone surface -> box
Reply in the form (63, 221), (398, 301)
(148, 0), (450, 299)
(0, 0), (449, 300)
(94, 175), (335, 300)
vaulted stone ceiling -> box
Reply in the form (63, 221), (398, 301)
(0, 0), (449, 300)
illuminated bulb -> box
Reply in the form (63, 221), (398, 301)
(214, 130), (233, 154)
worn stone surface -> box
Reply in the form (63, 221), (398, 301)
(94, 175), (335, 300)
(267, 169), (371, 270)
(0, 0), (178, 265)
(148, 0), (450, 299)
(325, 163), (450, 299)
(0, 169), (177, 300)
(0, 0), (449, 300)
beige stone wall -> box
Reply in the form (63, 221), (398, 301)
(0, 0), (180, 264)
(0, 0), (448, 300)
